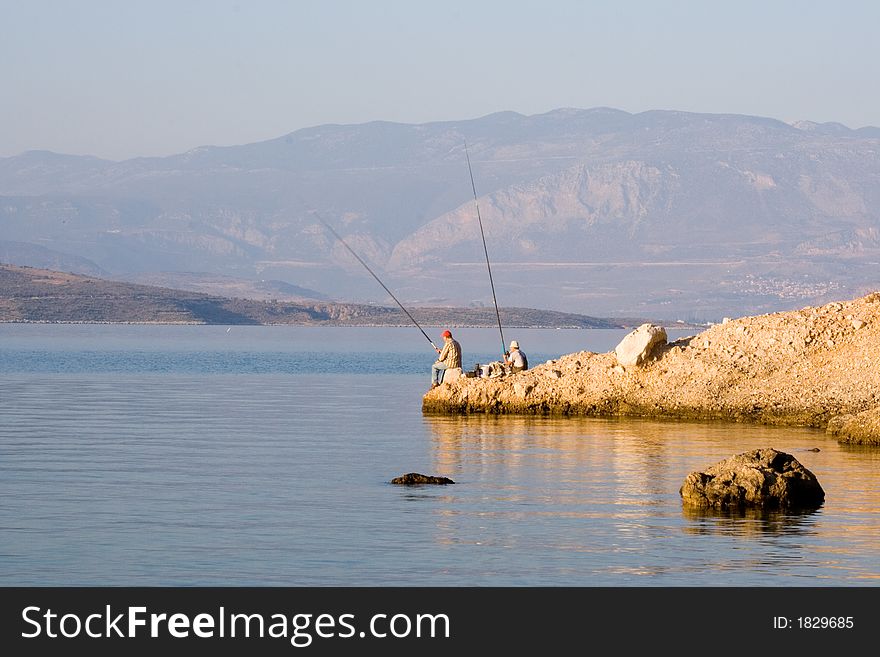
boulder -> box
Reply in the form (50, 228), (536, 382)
(679, 448), (824, 510)
(826, 406), (880, 445)
(391, 472), (455, 485)
(614, 323), (667, 367)
(441, 367), (463, 384)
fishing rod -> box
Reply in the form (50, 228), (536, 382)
(464, 142), (506, 359)
(311, 210), (440, 352)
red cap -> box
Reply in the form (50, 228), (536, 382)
(441, 330), (452, 338)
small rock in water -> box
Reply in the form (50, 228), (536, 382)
(391, 472), (455, 485)
(679, 448), (824, 510)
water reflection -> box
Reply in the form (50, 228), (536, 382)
(421, 413), (880, 583)
(681, 505), (821, 537)
(423, 413), (836, 511)
(427, 414), (679, 478)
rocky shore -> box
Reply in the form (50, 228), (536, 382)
(423, 292), (880, 445)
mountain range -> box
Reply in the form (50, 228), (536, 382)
(2, 107), (879, 321)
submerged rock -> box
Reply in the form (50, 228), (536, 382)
(679, 448), (824, 510)
(391, 472), (455, 485)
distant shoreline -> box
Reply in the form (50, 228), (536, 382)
(0, 319), (651, 329)
(1, 263), (673, 329)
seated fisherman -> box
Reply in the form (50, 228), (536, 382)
(431, 329), (462, 388)
(504, 340), (528, 372)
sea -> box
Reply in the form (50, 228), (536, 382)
(1, 323), (879, 587)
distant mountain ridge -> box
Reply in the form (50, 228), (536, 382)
(1, 107), (879, 321)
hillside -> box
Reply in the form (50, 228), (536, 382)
(423, 291), (880, 445)
(0, 264), (629, 328)
(2, 107), (879, 320)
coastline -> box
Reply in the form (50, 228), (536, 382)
(423, 292), (880, 446)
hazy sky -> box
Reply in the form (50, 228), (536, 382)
(2, 0), (879, 160)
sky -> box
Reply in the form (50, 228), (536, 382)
(2, 0), (879, 161)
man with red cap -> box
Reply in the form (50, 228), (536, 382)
(431, 329), (462, 389)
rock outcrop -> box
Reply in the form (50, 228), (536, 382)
(826, 407), (880, 445)
(679, 448), (825, 510)
(423, 292), (880, 437)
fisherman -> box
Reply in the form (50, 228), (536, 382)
(504, 340), (528, 373)
(431, 330), (462, 389)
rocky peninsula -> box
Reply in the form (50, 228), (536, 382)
(423, 292), (880, 446)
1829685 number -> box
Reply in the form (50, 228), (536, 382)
(797, 617), (854, 629)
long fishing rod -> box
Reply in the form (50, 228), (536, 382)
(464, 142), (506, 359)
(311, 210), (440, 351)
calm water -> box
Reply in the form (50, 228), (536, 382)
(1, 324), (879, 586)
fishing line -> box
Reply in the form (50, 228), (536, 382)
(311, 210), (439, 351)
(464, 142), (506, 358)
